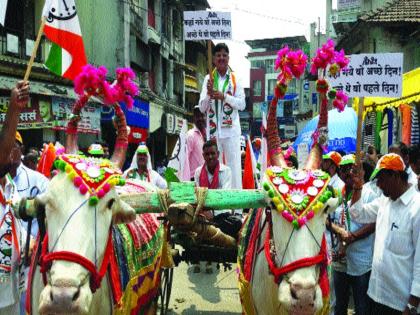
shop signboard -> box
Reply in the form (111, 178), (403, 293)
(120, 99), (149, 129)
(52, 97), (101, 134)
(0, 96), (53, 129)
(128, 126), (148, 144)
(166, 113), (184, 135)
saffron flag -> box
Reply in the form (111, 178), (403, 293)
(42, 0), (87, 80)
(242, 136), (258, 189)
(0, 0), (7, 26)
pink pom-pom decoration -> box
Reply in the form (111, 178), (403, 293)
(113, 67), (139, 109)
(97, 189), (105, 199)
(73, 176), (83, 187)
(103, 183), (111, 193)
(332, 90), (348, 112)
(281, 211), (294, 222)
(275, 45), (308, 86)
(79, 184), (88, 195)
(298, 217), (307, 227)
(306, 210), (315, 220)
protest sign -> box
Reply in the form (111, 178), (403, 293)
(328, 53), (403, 98)
(183, 11), (232, 41)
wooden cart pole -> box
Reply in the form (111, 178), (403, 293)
(355, 97), (365, 164)
(207, 40), (213, 76)
(24, 17), (46, 81)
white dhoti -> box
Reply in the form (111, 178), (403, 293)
(218, 136), (242, 190)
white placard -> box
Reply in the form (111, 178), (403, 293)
(297, 143), (309, 169)
(328, 53), (403, 98)
(183, 11), (232, 41)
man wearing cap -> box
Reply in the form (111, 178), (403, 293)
(184, 107), (206, 181)
(10, 132), (49, 315)
(322, 151), (345, 192)
(199, 43), (245, 191)
(328, 154), (377, 315)
(87, 143), (105, 158)
(124, 144), (167, 189)
(0, 81), (30, 314)
(321, 151), (345, 315)
(350, 153), (420, 315)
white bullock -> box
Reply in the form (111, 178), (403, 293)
(240, 95), (338, 315)
(250, 196), (338, 315)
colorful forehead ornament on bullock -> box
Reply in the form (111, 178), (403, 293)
(53, 155), (125, 206)
(263, 166), (334, 229)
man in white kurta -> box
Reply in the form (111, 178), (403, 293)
(350, 153), (420, 314)
(199, 43), (245, 190)
(123, 144), (167, 189)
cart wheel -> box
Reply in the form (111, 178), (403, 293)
(159, 267), (174, 314)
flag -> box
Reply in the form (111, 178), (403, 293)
(242, 136), (258, 189)
(168, 119), (190, 181)
(42, 0), (87, 80)
(0, 0), (7, 26)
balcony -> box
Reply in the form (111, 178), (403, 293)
(184, 64), (199, 93)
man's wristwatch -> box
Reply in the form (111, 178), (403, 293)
(407, 303), (418, 315)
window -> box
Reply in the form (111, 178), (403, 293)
(253, 80), (262, 96)
(268, 79), (277, 95)
(265, 59), (275, 73)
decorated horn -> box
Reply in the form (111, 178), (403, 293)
(304, 91), (329, 170)
(110, 104), (128, 170)
(267, 97), (288, 168)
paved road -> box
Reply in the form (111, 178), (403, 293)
(167, 261), (243, 315)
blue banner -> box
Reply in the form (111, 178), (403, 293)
(120, 99), (149, 129)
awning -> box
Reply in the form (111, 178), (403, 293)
(0, 75), (79, 99)
(354, 67), (420, 117)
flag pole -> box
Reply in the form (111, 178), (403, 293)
(355, 97), (364, 165)
(207, 40), (212, 75)
(24, 17), (46, 81)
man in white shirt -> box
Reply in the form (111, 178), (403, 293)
(321, 151), (345, 315)
(194, 140), (232, 273)
(350, 153), (420, 315)
(124, 144), (167, 189)
(0, 81), (30, 315)
(408, 144), (420, 191)
(199, 43), (245, 191)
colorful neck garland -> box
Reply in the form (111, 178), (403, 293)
(263, 166), (333, 229)
(53, 155), (125, 206)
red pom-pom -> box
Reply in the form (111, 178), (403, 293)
(74, 176), (83, 187)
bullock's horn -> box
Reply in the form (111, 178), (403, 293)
(267, 97), (288, 168)
(110, 104), (128, 170)
(66, 95), (90, 154)
(304, 93), (329, 170)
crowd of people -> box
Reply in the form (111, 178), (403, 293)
(0, 42), (419, 315)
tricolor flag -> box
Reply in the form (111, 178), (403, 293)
(42, 0), (87, 80)
(0, 0), (7, 26)
(242, 136), (258, 189)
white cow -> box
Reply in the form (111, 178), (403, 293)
(240, 96), (338, 315)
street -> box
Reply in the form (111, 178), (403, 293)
(167, 260), (243, 315)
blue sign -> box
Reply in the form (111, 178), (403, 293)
(120, 99), (149, 129)
(303, 81), (309, 91)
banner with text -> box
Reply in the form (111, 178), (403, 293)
(184, 11), (231, 41)
(52, 97), (101, 134)
(0, 96), (54, 129)
(328, 53), (403, 98)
